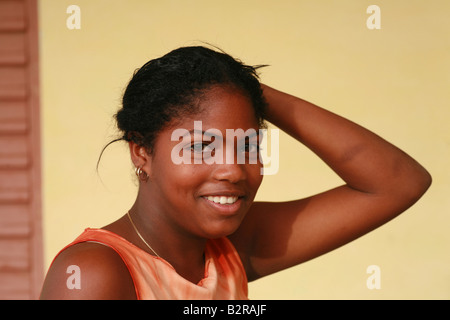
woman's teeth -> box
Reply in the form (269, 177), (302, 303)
(205, 196), (238, 205)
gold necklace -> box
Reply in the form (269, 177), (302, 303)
(126, 211), (160, 258)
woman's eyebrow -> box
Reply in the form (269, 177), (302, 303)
(184, 129), (221, 139)
(181, 128), (260, 140)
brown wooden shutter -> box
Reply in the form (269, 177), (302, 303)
(0, 0), (43, 299)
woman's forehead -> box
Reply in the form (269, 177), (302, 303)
(185, 86), (259, 128)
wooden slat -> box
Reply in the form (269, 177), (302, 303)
(0, 135), (29, 169)
(0, 0), (26, 32)
(0, 67), (28, 100)
(0, 32), (27, 66)
(0, 272), (31, 300)
(0, 239), (29, 271)
(0, 204), (30, 237)
(0, 0), (42, 300)
(0, 101), (28, 134)
(0, 170), (29, 203)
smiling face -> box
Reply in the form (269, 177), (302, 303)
(143, 86), (264, 239)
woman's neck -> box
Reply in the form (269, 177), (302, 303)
(104, 195), (208, 284)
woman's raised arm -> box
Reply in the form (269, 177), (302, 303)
(230, 84), (432, 281)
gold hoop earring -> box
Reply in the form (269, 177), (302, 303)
(135, 166), (149, 182)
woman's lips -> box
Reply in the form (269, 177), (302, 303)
(204, 195), (238, 204)
(201, 195), (244, 215)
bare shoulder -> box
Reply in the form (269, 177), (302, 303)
(40, 242), (137, 300)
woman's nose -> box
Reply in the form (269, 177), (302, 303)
(211, 162), (247, 183)
(212, 142), (248, 183)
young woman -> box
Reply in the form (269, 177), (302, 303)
(40, 46), (431, 299)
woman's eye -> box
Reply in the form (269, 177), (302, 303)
(241, 143), (260, 153)
(190, 142), (213, 153)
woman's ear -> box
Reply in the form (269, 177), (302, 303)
(129, 141), (152, 181)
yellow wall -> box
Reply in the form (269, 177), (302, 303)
(39, 0), (450, 299)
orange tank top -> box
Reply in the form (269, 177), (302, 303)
(56, 228), (248, 300)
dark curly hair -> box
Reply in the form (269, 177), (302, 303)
(98, 45), (267, 166)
